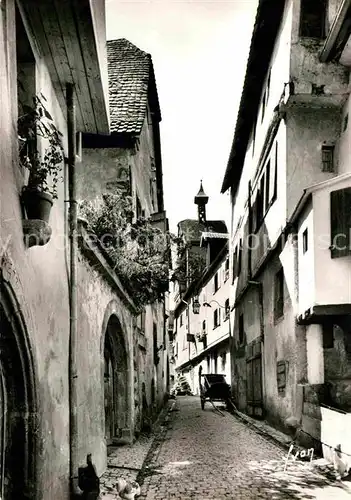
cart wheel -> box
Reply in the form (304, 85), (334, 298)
(201, 398), (205, 410)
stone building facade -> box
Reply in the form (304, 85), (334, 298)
(0, 7), (169, 500)
(172, 185), (230, 395)
(221, 0), (351, 461)
(80, 38), (170, 440)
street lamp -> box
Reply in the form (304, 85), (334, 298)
(192, 296), (200, 314)
(203, 300), (231, 338)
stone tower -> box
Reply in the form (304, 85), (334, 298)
(194, 181), (209, 224)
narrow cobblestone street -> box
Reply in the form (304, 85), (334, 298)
(135, 396), (351, 500)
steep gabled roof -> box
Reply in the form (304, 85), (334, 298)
(107, 38), (161, 134)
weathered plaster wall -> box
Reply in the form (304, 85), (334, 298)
(286, 106), (341, 220)
(0, 2), (72, 498)
(324, 324), (351, 410)
(312, 175), (351, 306)
(76, 251), (135, 475)
(250, 121), (288, 274)
(261, 250), (306, 431)
(338, 92), (351, 175)
(230, 0), (292, 242)
(79, 116), (157, 217)
(290, 0), (349, 100)
(78, 112), (168, 426)
(297, 201), (315, 316)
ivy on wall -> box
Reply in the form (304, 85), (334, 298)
(79, 193), (170, 309)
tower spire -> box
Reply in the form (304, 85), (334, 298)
(194, 180), (209, 224)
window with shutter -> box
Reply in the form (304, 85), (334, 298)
(330, 188), (351, 258)
(274, 268), (284, 321)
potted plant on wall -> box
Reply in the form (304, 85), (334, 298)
(18, 93), (64, 223)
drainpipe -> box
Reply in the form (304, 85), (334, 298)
(66, 83), (80, 498)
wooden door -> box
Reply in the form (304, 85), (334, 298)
(246, 339), (263, 418)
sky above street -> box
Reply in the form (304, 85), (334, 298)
(106, 0), (258, 233)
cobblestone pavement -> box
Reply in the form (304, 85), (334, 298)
(137, 396), (351, 500)
(100, 434), (153, 498)
(100, 402), (172, 499)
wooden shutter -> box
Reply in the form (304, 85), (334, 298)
(269, 142), (278, 204)
(232, 246), (238, 281)
(330, 188), (351, 258)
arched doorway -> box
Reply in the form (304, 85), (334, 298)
(103, 315), (129, 444)
(0, 283), (38, 499)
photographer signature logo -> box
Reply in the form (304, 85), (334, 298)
(283, 444), (314, 471)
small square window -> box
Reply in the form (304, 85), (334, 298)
(302, 228), (308, 254)
(321, 145), (334, 173)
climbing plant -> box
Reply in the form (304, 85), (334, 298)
(171, 238), (206, 287)
(79, 193), (170, 309)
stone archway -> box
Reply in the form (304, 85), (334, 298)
(102, 313), (130, 444)
(0, 281), (38, 499)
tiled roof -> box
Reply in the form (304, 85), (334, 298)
(107, 38), (160, 134)
(178, 219), (228, 243)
